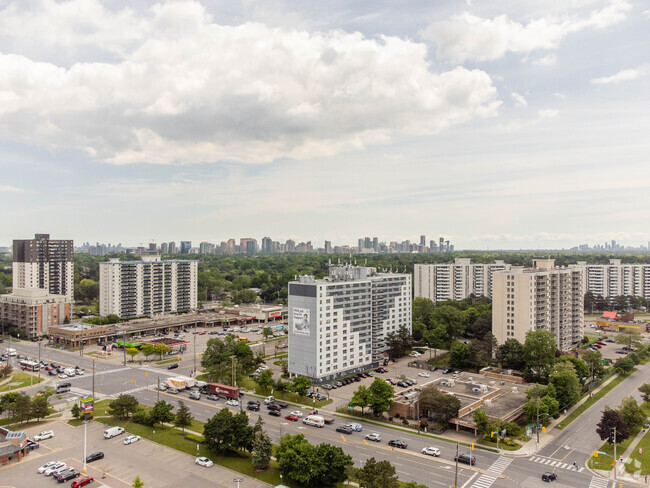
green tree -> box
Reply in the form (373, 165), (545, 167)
(31, 396), (50, 421)
(125, 347), (139, 362)
(367, 378), (394, 415)
(596, 409), (630, 444)
(549, 362), (580, 409)
(419, 386), (461, 424)
(133, 409), (153, 426)
(140, 344), (155, 362)
(421, 324), (446, 359)
(638, 383), (650, 403)
(14, 393), (32, 423)
(430, 304), (467, 341)
(201, 335), (255, 384)
(582, 350), (605, 382)
(498, 339), (525, 371)
(616, 331), (642, 350)
(618, 396), (647, 430)
(291, 375), (312, 397)
(132, 476), (144, 488)
(348, 457), (399, 488)
(149, 400), (175, 427)
(449, 341), (469, 369)
(412, 297), (435, 326)
(257, 369), (274, 389)
(615, 355), (636, 373)
(71, 403), (81, 420)
(233, 289), (258, 304)
(473, 409), (491, 436)
(522, 329), (557, 383)
(108, 394), (139, 419)
(251, 430), (272, 470)
(349, 385), (371, 416)
(174, 400), (193, 434)
(153, 343), (171, 360)
(204, 408), (235, 453)
(558, 356), (589, 384)
(232, 411), (254, 452)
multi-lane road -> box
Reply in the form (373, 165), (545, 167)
(3, 339), (645, 488)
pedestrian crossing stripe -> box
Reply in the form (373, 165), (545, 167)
(469, 474), (497, 488)
(588, 476), (610, 488)
(529, 456), (584, 472)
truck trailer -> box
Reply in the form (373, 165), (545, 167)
(206, 383), (241, 399)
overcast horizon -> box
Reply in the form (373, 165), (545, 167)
(1, 1), (648, 250)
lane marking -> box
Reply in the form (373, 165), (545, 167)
(363, 440), (369, 446)
(561, 449), (574, 461)
(340, 434), (347, 443)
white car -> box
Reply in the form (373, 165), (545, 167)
(44, 462), (66, 476)
(123, 435), (141, 445)
(226, 399), (239, 407)
(38, 461), (59, 474)
(422, 446), (441, 457)
(418, 372), (430, 377)
(76, 369), (85, 375)
(58, 374), (67, 379)
(289, 411), (304, 417)
(346, 423), (363, 432)
(34, 430), (54, 441)
(195, 457), (213, 467)
(365, 433), (382, 442)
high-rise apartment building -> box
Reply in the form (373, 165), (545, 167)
(414, 258), (511, 303)
(0, 288), (71, 338)
(180, 241), (192, 254)
(160, 242), (169, 254)
(168, 242), (177, 254)
(288, 265), (411, 382)
(13, 234), (74, 301)
(99, 256), (198, 318)
(492, 259), (583, 351)
(570, 259), (650, 299)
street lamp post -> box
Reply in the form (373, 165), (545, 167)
(83, 419), (87, 473)
(193, 334), (196, 377)
(234, 478), (243, 488)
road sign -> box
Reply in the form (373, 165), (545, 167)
(233, 479), (243, 482)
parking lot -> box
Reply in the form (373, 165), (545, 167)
(1, 420), (270, 488)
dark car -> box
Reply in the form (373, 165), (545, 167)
(167, 363), (179, 370)
(542, 472), (557, 482)
(336, 425), (353, 434)
(85, 451), (104, 463)
(442, 368), (452, 374)
(247, 403), (260, 412)
(268, 409), (281, 416)
(57, 470), (81, 482)
(397, 381), (409, 388)
(429, 366), (437, 372)
(388, 440), (407, 449)
(267, 403), (281, 411)
(315, 394), (327, 401)
(353, 376), (361, 382)
(455, 453), (476, 465)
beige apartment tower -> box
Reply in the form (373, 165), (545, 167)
(492, 258), (584, 351)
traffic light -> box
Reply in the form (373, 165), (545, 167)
(491, 431), (494, 438)
(594, 451), (598, 457)
(542, 426), (546, 433)
(471, 443), (474, 450)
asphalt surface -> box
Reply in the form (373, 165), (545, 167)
(3, 338), (644, 488)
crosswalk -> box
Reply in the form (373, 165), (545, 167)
(588, 476), (610, 488)
(529, 455), (584, 472)
(468, 456), (513, 488)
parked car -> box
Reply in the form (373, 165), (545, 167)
(71, 476), (94, 487)
(388, 440), (407, 449)
(123, 435), (141, 445)
(322, 384), (333, 390)
(167, 363), (179, 370)
(365, 433), (382, 442)
(195, 457), (213, 467)
(44, 462), (66, 476)
(57, 469), (81, 482)
(440, 381), (450, 386)
(455, 453), (476, 465)
(34, 430), (54, 441)
(336, 425), (353, 434)
(422, 446), (441, 457)
(418, 372), (430, 377)
(542, 472), (557, 482)
(605, 339), (615, 343)
(38, 461), (59, 474)
(442, 368), (452, 374)
(85, 452), (104, 463)
(387, 379), (397, 385)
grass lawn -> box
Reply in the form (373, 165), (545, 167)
(555, 371), (629, 430)
(477, 437), (522, 451)
(0, 372), (44, 392)
(625, 403), (650, 475)
(155, 358), (180, 365)
(94, 416), (290, 486)
(238, 377), (332, 408)
(272, 360), (288, 366)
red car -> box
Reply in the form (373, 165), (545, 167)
(71, 477), (94, 487)
(593, 344), (602, 349)
(285, 414), (299, 421)
(597, 341), (606, 346)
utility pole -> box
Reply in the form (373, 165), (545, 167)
(38, 340), (41, 380)
(80, 322), (84, 357)
(193, 333), (196, 377)
(157, 376), (160, 402)
(123, 332), (126, 366)
(613, 426), (617, 479)
(92, 358), (95, 401)
(454, 442), (459, 488)
(536, 397), (541, 446)
(231, 355), (237, 387)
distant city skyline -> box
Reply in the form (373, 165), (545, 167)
(1, 1), (648, 250)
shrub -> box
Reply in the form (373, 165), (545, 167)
(133, 409), (153, 426)
(186, 434), (205, 443)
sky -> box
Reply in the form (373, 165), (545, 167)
(0, 0), (649, 250)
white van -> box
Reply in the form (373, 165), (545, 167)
(103, 426), (125, 439)
(302, 415), (325, 428)
(64, 367), (76, 377)
(6, 348), (16, 356)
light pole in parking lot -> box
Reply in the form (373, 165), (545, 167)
(83, 419), (88, 473)
(193, 334), (196, 377)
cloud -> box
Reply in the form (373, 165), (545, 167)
(531, 53), (557, 66)
(511, 91), (527, 107)
(0, 185), (25, 193)
(538, 109), (559, 119)
(420, 0), (631, 62)
(590, 67), (643, 84)
(0, 1), (500, 165)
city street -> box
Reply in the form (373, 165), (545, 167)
(3, 338), (644, 488)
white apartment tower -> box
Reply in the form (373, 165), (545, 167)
(492, 259), (584, 351)
(570, 259), (650, 299)
(12, 234), (74, 301)
(288, 265), (411, 382)
(99, 256), (198, 318)
(414, 258), (511, 303)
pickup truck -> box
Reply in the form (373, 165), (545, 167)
(264, 396), (289, 408)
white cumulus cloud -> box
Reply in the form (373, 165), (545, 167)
(590, 67), (643, 84)
(511, 91), (528, 107)
(0, 1), (500, 165)
(420, 0), (631, 63)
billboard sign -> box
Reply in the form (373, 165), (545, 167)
(269, 311), (282, 319)
(292, 308), (311, 336)
(80, 396), (94, 413)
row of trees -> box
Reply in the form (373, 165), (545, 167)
(125, 343), (171, 362)
(0, 391), (51, 423)
(348, 378), (395, 415)
(200, 335), (258, 383)
(108, 394), (195, 432)
(596, 393), (649, 445)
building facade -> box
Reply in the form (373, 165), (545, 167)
(492, 259), (584, 351)
(99, 256), (198, 318)
(288, 265), (411, 382)
(0, 288), (71, 338)
(570, 259), (650, 299)
(414, 258), (511, 303)
(12, 234), (74, 301)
